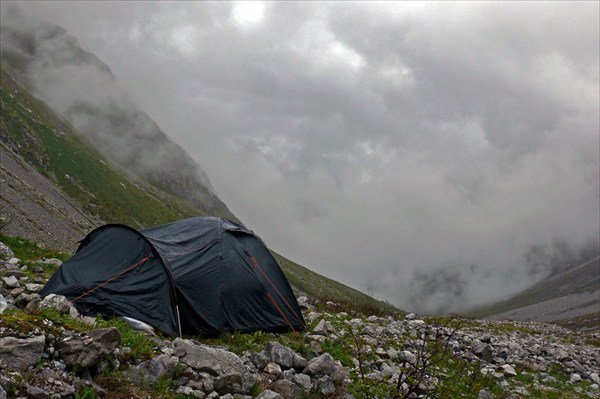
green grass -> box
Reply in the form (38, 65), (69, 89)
(273, 251), (402, 317)
(0, 234), (70, 262)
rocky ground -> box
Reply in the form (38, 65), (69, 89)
(1, 241), (599, 399)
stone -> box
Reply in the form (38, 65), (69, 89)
(214, 372), (244, 394)
(269, 379), (304, 399)
(255, 390), (284, 399)
(265, 362), (283, 376)
(7, 257), (20, 265)
(0, 242), (14, 259)
(26, 385), (51, 399)
(124, 354), (177, 385)
(313, 319), (327, 335)
(570, 373), (582, 382)
(264, 342), (304, 370)
(250, 351), (269, 370)
(39, 294), (79, 318)
(501, 364), (517, 377)
(473, 343), (494, 363)
(0, 335), (45, 371)
(1, 276), (19, 288)
(173, 338), (254, 394)
(303, 353), (336, 377)
(60, 328), (121, 368)
(292, 373), (312, 393)
(0, 294), (6, 314)
(405, 313), (416, 320)
(315, 376), (336, 396)
(41, 258), (63, 266)
(478, 389), (495, 399)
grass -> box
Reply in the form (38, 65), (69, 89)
(273, 251), (402, 317)
(0, 234), (70, 262)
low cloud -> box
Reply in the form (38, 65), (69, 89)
(7, 1), (600, 313)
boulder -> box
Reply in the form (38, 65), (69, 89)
(264, 342), (306, 370)
(256, 390), (284, 399)
(123, 354), (178, 385)
(269, 379), (304, 399)
(0, 335), (45, 371)
(173, 338), (254, 394)
(303, 353), (336, 377)
(60, 328), (120, 368)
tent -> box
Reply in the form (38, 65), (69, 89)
(40, 217), (305, 336)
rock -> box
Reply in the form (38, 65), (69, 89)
(313, 319), (327, 336)
(123, 354), (177, 385)
(405, 313), (416, 320)
(0, 294), (6, 314)
(26, 384), (51, 399)
(250, 351), (269, 370)
(39, 294), (79, 318)
(60, 328), (120, 368)
(0, 335), (45, 371)
(41, 258), (63, 266)
(264, 342), (306, 370)
(25, 283), (44, 293)
(315, 376), (336, 396)
(501, 364), (517, 377)
(478, 389), (495, 399)
(214, 372), (244, 394)
(292, 373), (312, 393)
(173, 338), (254, 394)
(303, 353), (336, 377)
(1, 276), (19, 288)
(265, 362), (283, 376)
(570, 373), (582, 382)
(0, 242), (14, 259)
(296, 296), (313, 311)
(473, 343), (494, 363)
(255, 390), (284, 399)
(269, 379), (304, 399)
(7, 258), (20, 265)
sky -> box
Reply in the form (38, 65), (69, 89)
(8, 1), (600, 313)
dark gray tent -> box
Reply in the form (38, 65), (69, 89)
(40, 217), (305, 336)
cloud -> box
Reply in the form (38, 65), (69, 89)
(8, 1), (600, 313)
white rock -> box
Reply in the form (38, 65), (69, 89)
(501, 364), (517, 377)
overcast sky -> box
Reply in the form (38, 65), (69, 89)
(12, 1), (600, 313)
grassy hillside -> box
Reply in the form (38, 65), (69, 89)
(273, 251), (401, 316)
(1, 68), (202, 228)
(468, 256), (599, 319)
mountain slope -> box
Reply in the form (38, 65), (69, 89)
(469, 256), (600, 328)
(0, 4), (234, 220)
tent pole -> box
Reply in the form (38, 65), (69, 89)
(176, 304), (182, 338)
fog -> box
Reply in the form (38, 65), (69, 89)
(4, 1), (599, 313)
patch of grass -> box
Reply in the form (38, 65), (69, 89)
(0, 235), (70, 262)
(74, 385), (98, 399)
(95, 317), (156, 362)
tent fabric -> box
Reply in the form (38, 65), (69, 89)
(40, 217), (305, 336)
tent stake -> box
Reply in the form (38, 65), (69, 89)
(176, 304), (182, 338)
